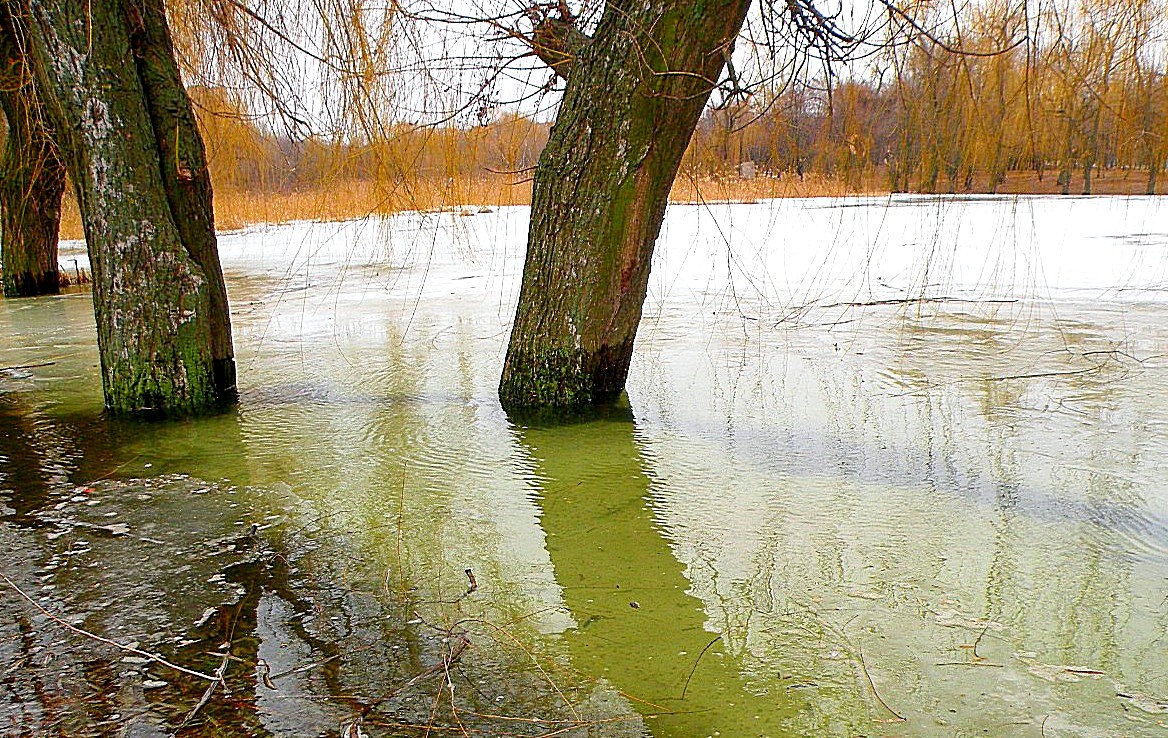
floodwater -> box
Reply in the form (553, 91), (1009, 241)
(3, 195), (1168, 736)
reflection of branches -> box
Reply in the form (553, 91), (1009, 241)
(988, 347), (1144, 382)
(352, 626), (470, 722)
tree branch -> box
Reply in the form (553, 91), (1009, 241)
(530, 14), (589, 81)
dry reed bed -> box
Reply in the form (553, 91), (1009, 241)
(56, 169), (1160, 242)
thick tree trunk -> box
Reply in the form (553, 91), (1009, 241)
(500, 0), (751, 411)
(0, 8), (65, 297)
(18, 0), (236, 415)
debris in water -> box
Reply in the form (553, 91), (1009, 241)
(194, 607), (218, 628)
(1117, 690), (1168, 714)
(1016, 654), (1106, 683)
(933, 608), (1004, 632)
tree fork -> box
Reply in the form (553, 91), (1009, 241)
(18, 0), (236, 415)
(500, 0), (752, 412)
(0, 6), (65, 298)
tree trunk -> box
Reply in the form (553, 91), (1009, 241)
(0, 7), (65, 297)
(1058, 116), (1075, 195)
(500, 0), (751, 411)
(18, 0), (236, 415)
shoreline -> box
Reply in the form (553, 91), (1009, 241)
(53, 170), (1164, 241)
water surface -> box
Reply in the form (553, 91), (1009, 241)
(3, 196), (1168, 736)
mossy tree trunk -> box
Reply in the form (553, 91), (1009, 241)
(15, 0), (236, 415)
(499, 0), (752, 411)
(0, 7), (65, 297)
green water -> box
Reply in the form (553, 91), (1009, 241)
(2, 214), (1168, 736)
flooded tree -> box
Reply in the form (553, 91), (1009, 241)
(13, 0), (236, 415)
(0, 7), (65, 297)
(499, 1), (752, 410)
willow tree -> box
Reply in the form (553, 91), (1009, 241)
(12, 0), (235, 415)
(0, 7), (65, 297)
(498, 1), (752, 411)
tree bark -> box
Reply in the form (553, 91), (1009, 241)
(16, 0), (236, 415)
(0, 7), (65, 297)
(500, 0), (752, 411)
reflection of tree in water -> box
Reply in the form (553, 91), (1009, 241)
(0, 393), (59, 521)
(0, 341), (587, 738)
(624, 300), (1168, 735)
(516, 409), (827, 737)
(1, 469), (615, 736)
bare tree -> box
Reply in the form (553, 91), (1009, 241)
(0, 5), (65, 297)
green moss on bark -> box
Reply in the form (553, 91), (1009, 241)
(499, 339), (634, 411)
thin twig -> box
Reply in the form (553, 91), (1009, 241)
(0, 361), (56, 371)
(269, 653), (340, 680)
(0, 572), (218, 682)
(178, 650), (231, 728)
(440, 638), (472, 738)
(463, 618), (580, 722)
(857, 648), (906, 723)
(680, 635), (722, 700)
(618, 690), (674, 713)
(357, 635), (469, 721)
(972, 624), (989, 659)
(424, 664), (445, 738)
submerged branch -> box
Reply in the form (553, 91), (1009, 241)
(0, 361), (56, 371)
(178, 650), (232, 728)
(989, 366), (1104, 381)
(818, 297), (1019, 309)
(0, 571), (219, 682)
(857, 647), (907, 723)
(680, 635), (722, 699)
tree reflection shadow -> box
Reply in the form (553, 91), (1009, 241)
(515, 406), (808, 737)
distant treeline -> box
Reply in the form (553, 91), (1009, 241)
(189, 0), (1167, 197)
(190, 86), (550, 192)
(3, 0), (1163, 200)
(687, 0), (1168, 195)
